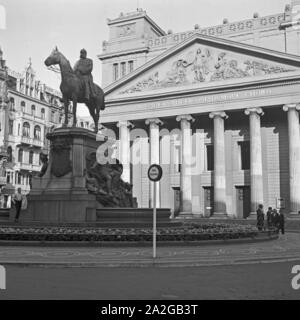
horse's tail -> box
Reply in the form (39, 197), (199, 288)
(99, 87), (105, 111)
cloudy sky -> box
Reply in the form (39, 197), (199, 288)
(0, 0), (288, 115)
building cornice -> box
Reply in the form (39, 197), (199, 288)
(103, 32), (300, 96)
(7, 89), (62, 110)
(104, 72), (300, 106)
(98, 46), (149, 60)
(107, 11), (166, 36)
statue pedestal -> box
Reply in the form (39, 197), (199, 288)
(10, 127), (104, 222)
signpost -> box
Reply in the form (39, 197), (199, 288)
(147, 164), (163, 259)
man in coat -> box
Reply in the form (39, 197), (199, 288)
(256, 204), (265, 231)
(73, 49), (96, 102)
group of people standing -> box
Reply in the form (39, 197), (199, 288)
(256, 204), (285, 234)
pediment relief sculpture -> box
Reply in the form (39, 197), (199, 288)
(119, 47), (294, 94)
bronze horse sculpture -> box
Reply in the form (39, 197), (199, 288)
(44, 47), (105, 132)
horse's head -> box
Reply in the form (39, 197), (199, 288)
(44, 46), (61, 67)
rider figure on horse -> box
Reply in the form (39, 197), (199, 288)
(73, 49), (96, 102)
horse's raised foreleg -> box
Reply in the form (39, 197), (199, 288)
(72, 96), (77, 127)
(63, 97), (69, 127)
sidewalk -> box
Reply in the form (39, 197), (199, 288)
(0, 232), (299, 267)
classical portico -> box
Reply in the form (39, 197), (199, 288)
(244, 107), (264, 216)
(99, 33), (300, 218)
(176, 114), (194, 215)
(283, 104), (300, 215)
(145, 118), (163, 208)
(117, 120), (133, 183)
(209, 111), (228, 217)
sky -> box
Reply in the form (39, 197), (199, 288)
(0, 0), (289, 115)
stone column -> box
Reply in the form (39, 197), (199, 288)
(145, 118), (163, 208)
(176, 114), (195, 214)
(209, 111), (228, 216)
(283, 104), (300, 215)
(117, 120), (134, 184)
(245, 107), (264, 216)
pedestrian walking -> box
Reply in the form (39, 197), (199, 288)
(278, 211), (285, 235)
(272, 209), (280, 231)
(12, 188), (26, 222)
(256, 204), (264, 231)
(266, 206), (273, 229)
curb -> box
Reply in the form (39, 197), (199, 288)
(1, 255), (300, 268)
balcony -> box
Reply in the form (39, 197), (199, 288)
(14, 162), (41, 172)
(15, 136), (44, 148)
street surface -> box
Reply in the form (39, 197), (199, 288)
(0, 262), (299, 299)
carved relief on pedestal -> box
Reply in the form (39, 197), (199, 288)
(50, 137), (72, 177)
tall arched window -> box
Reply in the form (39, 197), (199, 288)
(41, 108), (45, 119)
(31, 105), (35, 116)
(9, 97), (15, 111)
(21, 101), (26, 113)
(8, 119), (14, 135)
(29, 150), (34, 164)
(22, 122), (30, 137)
(34, 125), (41, 140)
(18, 148), (23, 163)
(7, 146), (12, 162)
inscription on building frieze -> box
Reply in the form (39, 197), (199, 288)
(140, 88), (273, 110)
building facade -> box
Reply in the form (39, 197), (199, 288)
(0, 48), (64, 204)
(94, 1), (300, 218)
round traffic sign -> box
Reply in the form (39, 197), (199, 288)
(148, 164), (163, 182)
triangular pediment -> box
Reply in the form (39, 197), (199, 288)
(105, 33), (300, 99)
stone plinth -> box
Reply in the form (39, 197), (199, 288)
(10, 127), (104, 222)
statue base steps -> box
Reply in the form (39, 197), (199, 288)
(9, 207), (173, 227)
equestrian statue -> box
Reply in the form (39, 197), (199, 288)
(44, 47), (105, 132)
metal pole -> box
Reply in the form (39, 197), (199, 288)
(153, 181), (157, 259)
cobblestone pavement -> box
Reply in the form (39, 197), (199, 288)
(0, 233), (299, 267)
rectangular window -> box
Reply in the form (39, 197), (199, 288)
(8, 120), (13, 135)
(174, 145), (181, 173)
(121, 62), (126, 77)
(238, 141), (250, 170)
(29, 151), (33, 165)
(113, 63), (119, 81)
(6, 172), (11, 184)
(17, 173), (22, 185)
(206, 144), (214, 171)
(128, 61), (134, 73)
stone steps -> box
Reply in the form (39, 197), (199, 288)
(96, 208), (171, 221)
(0, 208), (174, 228)
(0, 209), (9, 218)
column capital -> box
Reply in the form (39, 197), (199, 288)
(244, 107), (264, 116)
(176, 114), (195, 123)
(145, 118), (164, 126)
(117, 120), (134, 129)
(283, 104), (300, 112)
(209, 111), (228, 120)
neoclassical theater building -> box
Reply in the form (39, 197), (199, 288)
(94, 2), (300, 218)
